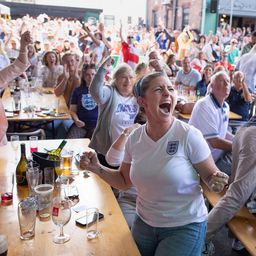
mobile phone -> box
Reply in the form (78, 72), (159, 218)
(75, 212), (104, 226)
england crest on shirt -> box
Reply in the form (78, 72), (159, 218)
(166, 141), (179, 155)
(81, 94), (97, 110)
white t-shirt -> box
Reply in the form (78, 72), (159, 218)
(175, 68), (201, 88)
(0, 55), (10, 71)
(110, 91), (139, 144)
(90, 41), (105, 65)
(237, 53), (256, 92)
(189, 94), (229, 161)
(202, 43), (222, 62)
(123, 119), (210, 227)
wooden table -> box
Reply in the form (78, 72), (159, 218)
(0, 139), (140, 256)
(2, 88), (71, 122)
(201, 182), (256, 256)
(3, 88), (72, 138)
(178, 111), (242, 121)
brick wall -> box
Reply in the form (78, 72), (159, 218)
(146, 0), (203, 31)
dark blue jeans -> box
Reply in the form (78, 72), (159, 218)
(132, 215), (207, 256)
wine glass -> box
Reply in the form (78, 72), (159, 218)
(52, 197), (71, 244)
(55, 161), (63, 187)
(10, 135), (19, 163)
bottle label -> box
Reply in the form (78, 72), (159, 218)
(52, 207), (59, 217)
(16, 174), (27, 186)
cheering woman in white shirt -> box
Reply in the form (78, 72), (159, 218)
(80, 71), (229, 256)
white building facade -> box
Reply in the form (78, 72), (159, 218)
(2, 0), (147, 26)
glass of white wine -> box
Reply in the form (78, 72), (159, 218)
(55, 161), (63, 187)
(52, 197), (71, 244)
(10, 135), (20, 163)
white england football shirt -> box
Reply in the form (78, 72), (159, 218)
(123, 119), (210, 227)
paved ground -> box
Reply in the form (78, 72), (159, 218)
(212, 225), (250, 256)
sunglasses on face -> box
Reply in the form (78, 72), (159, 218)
(127, 36), (134, 39)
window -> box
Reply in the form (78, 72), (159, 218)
(138, 17), (144, 25)
(182, 7), (189, 28)
(104, 15), (115, 27)
(153, 10), (158, 27)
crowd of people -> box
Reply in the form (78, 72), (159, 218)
(1, 13), (256, 256)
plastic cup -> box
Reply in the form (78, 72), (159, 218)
(44, 167), (55, 185)
(12, 100), (21, 115)
(86, 207), (99, 240)
(18, 197), (37, 240)
(34, 184), (54, 219)
(29, 136), (38, 153)
(64, 185), (79, 206)
(52, 97), (60, 115)
(26, 167), (41, 196)
(0, 234), (8, 256)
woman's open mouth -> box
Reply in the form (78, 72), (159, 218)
(159, 103), (171, 114)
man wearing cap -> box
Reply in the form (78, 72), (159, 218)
(224, 39), (240, 66)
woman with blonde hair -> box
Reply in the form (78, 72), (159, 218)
(40, 51), (63, 87)
(177, 26), (194, 61)
(89, 57), (139, 167)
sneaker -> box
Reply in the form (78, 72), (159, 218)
(232, 238), (244, 251)
(201, 241), (215, 256)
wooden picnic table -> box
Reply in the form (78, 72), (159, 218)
(0, 139), (140, 256)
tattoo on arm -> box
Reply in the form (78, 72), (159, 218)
(99, 166), (104, 174)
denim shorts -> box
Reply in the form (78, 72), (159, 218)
(132, 215), (207, 256)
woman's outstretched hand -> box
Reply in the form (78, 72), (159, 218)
(99, 55), (114, 70)
(20, 31), (32, 49)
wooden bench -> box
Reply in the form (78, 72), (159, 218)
(201, 181), (256, 256)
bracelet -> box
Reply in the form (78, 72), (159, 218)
(121, 130), (130, 137)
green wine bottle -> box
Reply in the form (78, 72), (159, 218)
(16, 143), (28, 186)
(48, 140), (67, 160)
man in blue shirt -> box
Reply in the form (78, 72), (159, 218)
(227, 71), (252, 121)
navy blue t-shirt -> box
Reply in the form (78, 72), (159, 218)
(70, 83), (98, 126)
(196, 79), (208, 97)
(227, 87), (250, 121)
